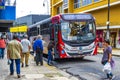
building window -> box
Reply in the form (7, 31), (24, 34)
(63, 0), (68, 3)
(57, 7), (62, 14)
(74, 0), (81, 9)
(94, 0), (99, 2)
(63, 0), (68, 9)
(34, 22), (36, 24)
(82, 0), (92, 6)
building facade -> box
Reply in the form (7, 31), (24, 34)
(11, 14), (50, 40)
(0, 0), (16, 32)
(50, 0), (120, 48)
(14, 14), (50, 26)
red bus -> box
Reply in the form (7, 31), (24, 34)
(29, 13), (98, 59)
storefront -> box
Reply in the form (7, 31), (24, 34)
(97, 26), (120, 48)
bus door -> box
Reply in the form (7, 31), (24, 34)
(54, 24), (60, 59)
(49, 24), (59, 59)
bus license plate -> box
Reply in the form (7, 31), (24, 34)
(78, 50), (83, 54)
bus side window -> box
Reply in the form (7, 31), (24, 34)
(49, 24), (54, 40)
(54, 24), (59, 42)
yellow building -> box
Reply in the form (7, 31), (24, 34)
(50, 0), (120, 48)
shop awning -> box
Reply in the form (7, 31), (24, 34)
(10, 25), (28, 32)
(96, 26), (120, 30)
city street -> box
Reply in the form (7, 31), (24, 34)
(53, 54), (120, 80)
(0, 50), (120, 80)
(0, 0), (120, 80)
(0, 53), (78, 80)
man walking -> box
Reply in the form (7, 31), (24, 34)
(33, 35), (43, 66)
(7, 34), (23, 78)
(21, 34), (31, 67)
(101, 39), (115, 80)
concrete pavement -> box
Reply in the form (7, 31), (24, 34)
(98, 48), (120, 56)
(0, 48), (119, 80)
(0, 54), (78, 80)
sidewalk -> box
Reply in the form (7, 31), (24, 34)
(98, 48), (120, 57)
(0, 54), (78, 80)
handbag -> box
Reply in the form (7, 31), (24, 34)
(7, 59), (12, 65)
(103, 62), (111, 72)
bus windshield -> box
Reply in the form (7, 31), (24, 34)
(61, 21), (96, 42)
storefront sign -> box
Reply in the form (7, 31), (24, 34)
(10, 26), (28, 32)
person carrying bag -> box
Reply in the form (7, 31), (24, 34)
(101, 39), (115, 80)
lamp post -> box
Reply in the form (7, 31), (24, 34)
(106, 0), (110, 40)
(43, 0), (49, 15)
(13, 0), (16, 6)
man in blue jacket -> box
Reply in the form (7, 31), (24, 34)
(33, 35), (43, 66)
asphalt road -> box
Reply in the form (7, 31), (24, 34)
(52, 54), (120, 80)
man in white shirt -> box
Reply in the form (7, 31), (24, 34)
(21, 34), (31, 67)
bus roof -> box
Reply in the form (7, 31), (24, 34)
(29, 17), (51, 28)
(29, 13), (94, 29)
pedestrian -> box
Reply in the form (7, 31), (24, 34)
(32, 37), (37, 46)
(99, 34), (103, 48)
(0, 35), (6, 59)
(32, 37), (37, 60)
(101, 39), (115, 80)
(7, 34), (23, 78)
(47, 40), (54, 66)
(33, 35), (43, 66)
(21, 34), (31, 67)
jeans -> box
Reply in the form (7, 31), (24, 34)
(47, 50), (53, 64)
(0, 48), (5, 59)
(36, 50), (43, 65)
(10, 59), (21, 74)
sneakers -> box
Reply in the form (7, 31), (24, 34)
(21, 63), (24, 67)
(22, 64), (29, 67)
(10, 73), (14, 75)
(10, 73), (21, 78)
(25, 65), (29, 67)
(48, 63), (52, 66)
(110, 75), (115, 80)
(17, 74), (21, 78)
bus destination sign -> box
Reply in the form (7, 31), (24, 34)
(61, 14), (92, 21)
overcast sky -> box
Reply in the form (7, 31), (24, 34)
(16, 0), (49, 18)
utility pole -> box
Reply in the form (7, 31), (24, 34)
(106, 0), (110, 40)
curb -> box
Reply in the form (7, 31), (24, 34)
(98, 52), (120, 57)
(43, 57), (79, 80)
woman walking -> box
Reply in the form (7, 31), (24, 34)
(0, 35), (6, 59)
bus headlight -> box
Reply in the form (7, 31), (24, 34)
(61, 50), (65, 54)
